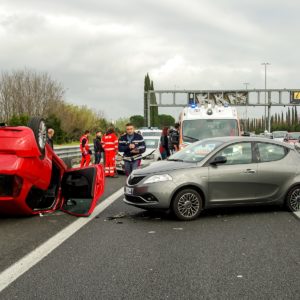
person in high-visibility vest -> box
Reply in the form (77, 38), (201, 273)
(102, 127), (118, 177)
(80, 130), (91, 167)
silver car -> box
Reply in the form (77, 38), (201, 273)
(124, 137), (300, 220)
(140, 136), (162, 168)
(116, 136), (161, 172)
(272, 131), (288, 142)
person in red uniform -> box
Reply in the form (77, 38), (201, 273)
(80, 130), (91, 167)
(102, 127), (118, 177)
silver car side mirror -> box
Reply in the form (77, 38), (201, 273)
(210, 156), (227, 166)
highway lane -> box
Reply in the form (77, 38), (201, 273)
(1, 192), (299, 299)
(0, 175), (127, 272)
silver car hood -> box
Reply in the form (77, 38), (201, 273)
(133, 160), (196, 176)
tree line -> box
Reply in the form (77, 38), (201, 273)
(0, 69), (175, 144)
(0, 69), (131, 144)
(241, 106), (300, 133)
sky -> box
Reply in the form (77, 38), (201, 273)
(0, 0), (299, 121)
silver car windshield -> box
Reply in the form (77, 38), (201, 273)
(273, 131), (287, 138)
(168, 139), (224, 163)
(142, 132), (161, 136)
(182, 119), (238, 142)
(288, 132), (300, 139)
(144, 138), (159, 149)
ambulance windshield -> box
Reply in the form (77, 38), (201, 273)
(182, 119), (239, 142)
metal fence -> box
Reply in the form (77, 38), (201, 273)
(54, 144), (93, 167)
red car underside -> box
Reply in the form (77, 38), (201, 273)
(0, 125), (105, 216)
(0, 126), (65, 215)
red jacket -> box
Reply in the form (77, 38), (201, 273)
(80, 134), (90, 154)
(102, 133), (118, 152)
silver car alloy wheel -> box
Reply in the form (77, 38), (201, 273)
(177, 192), (200, 218)
(289, 188), (300, 211)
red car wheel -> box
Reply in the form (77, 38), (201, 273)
(28, 117), (47, 157)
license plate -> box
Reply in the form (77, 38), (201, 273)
(125, 187), (133, 195)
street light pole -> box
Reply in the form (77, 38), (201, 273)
(261, 62), (270, 131)
(243, 82), (250, 131)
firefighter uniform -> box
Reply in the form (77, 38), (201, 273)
(102, 132), (118, 177)
(80, 134), (91, 167)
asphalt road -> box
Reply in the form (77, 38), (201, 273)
(0, 175), (126, 272)
(1, 175), (299, 299)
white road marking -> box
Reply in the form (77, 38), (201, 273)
(293, 211), (300, 219)
(0, 187), (124, 293)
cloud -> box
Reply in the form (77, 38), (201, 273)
(0, 0), (299, 120)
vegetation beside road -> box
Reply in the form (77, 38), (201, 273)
(0, 69), (175, 144)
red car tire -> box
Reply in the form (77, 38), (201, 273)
(28, 117), (47, 157)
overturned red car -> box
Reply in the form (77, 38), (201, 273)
(0, 118), (104, 217)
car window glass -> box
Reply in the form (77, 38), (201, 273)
(141, 132), (161, 136)
(169, 140), (223, 162)
(273, 131), (287, 138)
(217, 142), (252, 165)
(257, 143), (287, 162)
(288, 133), (300, 139)
(144, 139), (159, 148)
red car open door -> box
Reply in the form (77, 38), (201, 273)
(60, 164), (104, 217)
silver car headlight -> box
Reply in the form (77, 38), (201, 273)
(144, 174), (172, 184)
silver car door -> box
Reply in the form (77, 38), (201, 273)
(208, 142), (258, 203)
(254, 142), (295, 201)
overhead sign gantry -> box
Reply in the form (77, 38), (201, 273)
(144, 89), (300, 132)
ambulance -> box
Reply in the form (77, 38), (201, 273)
(179, 103), (240, 148)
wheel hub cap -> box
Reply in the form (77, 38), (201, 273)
(178, 193), (200, 218)
(290, 189), (300, 211)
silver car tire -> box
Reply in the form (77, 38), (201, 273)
(172, 189), (203, 221)
(286, 186), (300, 212)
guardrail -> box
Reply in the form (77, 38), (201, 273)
(54, 145), (82, 159)
(54, 144), (93, 167)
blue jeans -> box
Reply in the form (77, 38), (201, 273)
(124, 160), (140, 177)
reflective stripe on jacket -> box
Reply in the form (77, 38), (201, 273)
(102, 133), (118, 152)
(118, 132), (146, 161)
(80, 134), (90, 153)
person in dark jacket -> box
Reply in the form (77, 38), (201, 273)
(46, 128), (54, 149)
(93, 131), (103, 164)
(160, 127), (170, 159)
(168, 123), (180, 153)
(118, 123), (146, 176)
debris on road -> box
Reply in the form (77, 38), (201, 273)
(105, 212), (127, 221)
